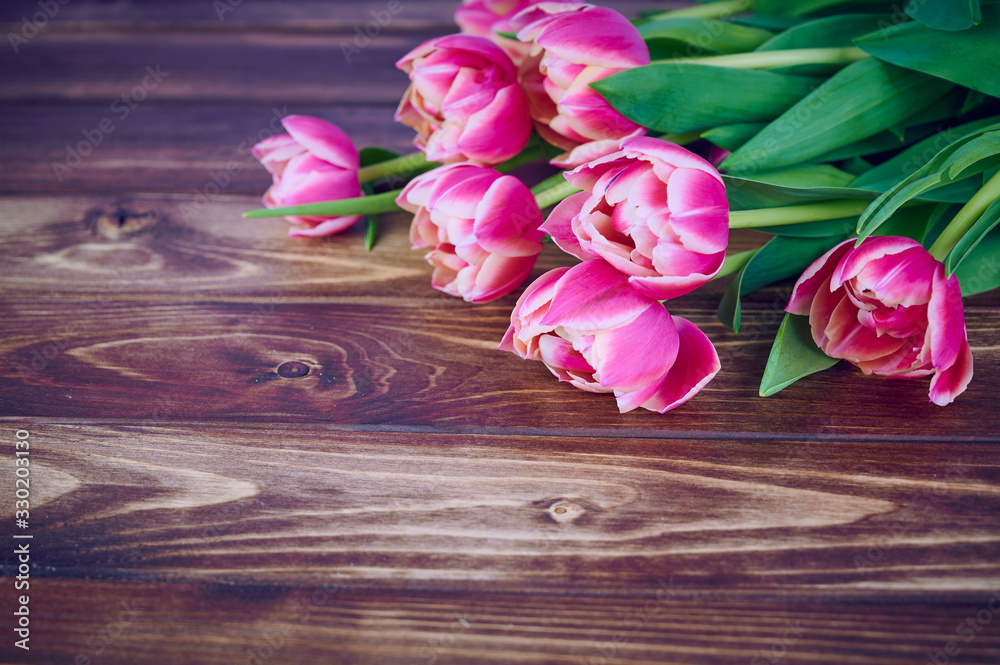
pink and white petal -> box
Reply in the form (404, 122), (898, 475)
(651, 244), (723, 280)
(856, 338), (925, 376)
(428, 165), (501, 217)
(465, 252), (539, 302)
(852, 245), (936, 307)
(457, 85), (533, 165)
(621, 137), (723, 183)
(928, 337), (973, 406)
(278, 169), (361, 207)
(534, 7), (649, 68)
(823, 295), (907, 362)
(628, 255), (722, 301)
(286, 214), (362, 237)
(871, 303), (927, 339)
(666, 205), (729, 255)
(589, 303), (679, 392)
(515, 267), (571, 321)
(474, 176), (544, 256)
(537, 333), (596, 374)
(541, 260), (654, 331)
(540, 192), (592, 261)
(809, 275), (847, 349)
(281, 115), (359, 171)
(927, 263), (968, 371)
(786, 239), (855, 316)
(615, 316), (720, 413)
(830, 235), (922, 289)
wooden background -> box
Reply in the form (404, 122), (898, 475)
(2, 1), (1000, 663)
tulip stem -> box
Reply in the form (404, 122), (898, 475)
(357, 152), (435, 184)
(533, 180), (582, 210)
(928, 169), (1000, 262)
(647, 0), (753, 20)
(656, 46), (869, 70)
(728, 199), (872, 229)
(242, 189), (403, 219)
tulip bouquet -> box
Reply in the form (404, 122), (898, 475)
(244, 0), (1000, 413)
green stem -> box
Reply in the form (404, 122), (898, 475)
(243, 189), (403, 219)
(534, 180), (582, 209)
(713, 248), (758, 280)
(648, 0), (753, 20)
(357, 152), (434, 184)
(729, 200), (872, 229)
(655, 46), (868, 69)
(928, 170), (1000, 261)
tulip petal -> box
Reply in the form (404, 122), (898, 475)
(541, 260), (653, 331)
(616, 317), (720, 413)
(786, 239), (855, 316)
(530, 7), (649, 68)
(927, 264), (968, 371)
(830, 235), (922, 289)
(465, 252), (538, 302)
(538, 333), (596, 373)
(621, 137), (723, 183)
(928, 337), (973, 406)
(823, 293), (907, 362)
(474, 175), (544, 257)
(282, 115), (359, 171)
(459, 84), (533, 165)
(589, 302), (679, 392)
(540, 192), (592, 261)
(286, 215), (362, 237)
(851, 246), (936, 307)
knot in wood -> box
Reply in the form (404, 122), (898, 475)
(277, 361), (310, 378)
(89, 201), (158, 239)
(546, 500), (585, 524)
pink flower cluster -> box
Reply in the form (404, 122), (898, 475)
(249, 1), (975, 412)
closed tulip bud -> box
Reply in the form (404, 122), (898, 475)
(500, 260), (721, 413)
(252, 115), (363, 237)
(397, 164), (545, 303)
(787, 236), (974, 405)
(395, 34), (533, 167)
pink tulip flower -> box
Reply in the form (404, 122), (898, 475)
(787, 236), (973, 406)
(397, 163), (545, 303)
(454, 0), (538, 65)
(542, 137), (730, 301)
(500, 260), (721, 413)
(510, 2), (649, 168)
(395, 34), (532, 166)
(251, 115), (363, 238)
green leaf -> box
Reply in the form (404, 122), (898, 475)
(905, 0), (982, 31)
(745, 164), (856, 188)
(855, 129), (1000, 241)
(953, 227), (1000, 295)
(755, 0), (884, 15)
(592, 64), (822, 133)
(639, 18), (774, 55)
(759, 313), (840, 397)
(856, 5), (1000, 97)
(718, 235), (846, 331)
(757, 217), (858, 237)
(723, 174), (881, 210)
(850, 116), (1000, 192)
(756, 12), (892, 49)
(946, 198), (1000, 275)
(722, 59), (955, 173)
(701, 123), (767, 151)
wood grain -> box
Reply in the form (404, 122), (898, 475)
(3, 424), (1000, 595)
(3, 295), (999, 435)
(9, 579), (1000, 665)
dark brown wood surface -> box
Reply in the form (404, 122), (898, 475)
(1, 2), (999, 664)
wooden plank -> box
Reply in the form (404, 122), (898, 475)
(0, 194), (767, 297)
(0, 30), (423, 104)
(0, 1), (679, 29)
(3, 425), (1000, 595)
(0, 104), (414, 194)
(3, 295), (999, 435)
(14, 579), (1000, 665)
